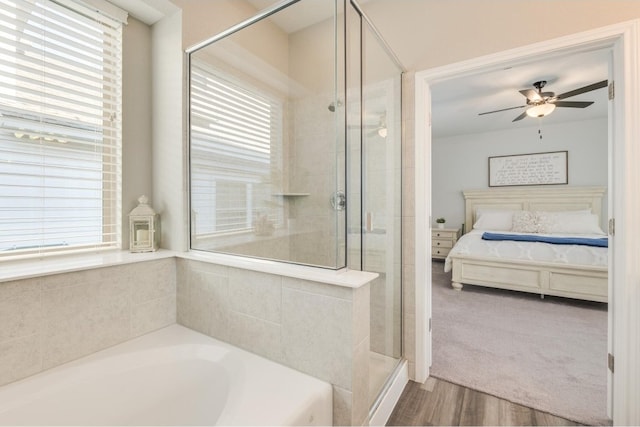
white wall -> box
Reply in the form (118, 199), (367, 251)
(151, 10), (186, 251)
(432, 118), (608, 230)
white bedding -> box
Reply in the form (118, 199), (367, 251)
(444, 229), (608, 273)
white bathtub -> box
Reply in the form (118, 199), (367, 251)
(0, 325), (333, 426)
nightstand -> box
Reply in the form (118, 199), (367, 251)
(432, 227), (461, 260)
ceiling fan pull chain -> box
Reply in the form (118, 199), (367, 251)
(538, 118), (543, 140)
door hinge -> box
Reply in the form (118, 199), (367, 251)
(608, 353), (615, 373)
(429, 317), (432, 332)
(608, 82), (615, 100)
(608, 218), (615, 236)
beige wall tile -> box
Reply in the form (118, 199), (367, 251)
(0, 290), (41, 342)
(42, 315), (104, 369)
(282, 287), (353, 389)
(332, 386), (353, 427)
(182, 266), (230, 341)
(228, 268), (282, 324)
(353, 283), (370, 346)
(1, 259), (178, 383)
(131, 295), (176, 337)
(0, 277), (41, 301)
(282, 276), (353, 301)
(351, 337), (370, 426)
(131, 259), (176, 304)
(41, 283), (99, 321)
(97, 266), (132, 298)
(226, 311), (283, 363)
(0, 334), (41, 387)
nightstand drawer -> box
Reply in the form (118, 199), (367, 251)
(432, 230), (456, 240)
(432, 247), (451, 257)
(432, 238), (453, 249)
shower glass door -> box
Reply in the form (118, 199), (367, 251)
(188, 0), (347, 269)
(361, 15), (403, 406)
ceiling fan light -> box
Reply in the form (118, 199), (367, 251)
(526, 103), (556, 118)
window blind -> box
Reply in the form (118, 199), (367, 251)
(190, 60), (283, 237)
(0, 0), (123, 257)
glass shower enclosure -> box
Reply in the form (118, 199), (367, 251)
(187, 0), (403, 410)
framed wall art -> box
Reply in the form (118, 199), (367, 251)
(488, 151), (568, 187)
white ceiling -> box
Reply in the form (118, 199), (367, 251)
(431, 48), (610, 138)
(246, 0), (371, 34)
(107, 0), (179, 25)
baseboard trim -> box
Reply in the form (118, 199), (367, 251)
(369, 360), (409, 426)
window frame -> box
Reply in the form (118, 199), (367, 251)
(0, 0), (125, 260)
(188, 59), (284, 243)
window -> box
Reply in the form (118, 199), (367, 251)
(0, 0), (124, 257)
(190, 60), (283, 238)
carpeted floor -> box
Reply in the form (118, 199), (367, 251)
(430, 261), (610, 426)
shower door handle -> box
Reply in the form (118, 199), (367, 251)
(330, 191), (346, 211)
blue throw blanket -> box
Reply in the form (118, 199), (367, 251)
(482, 232), (608, 248)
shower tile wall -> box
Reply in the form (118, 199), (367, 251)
(176, 258), (372, 425)
(288, 96), (339, 267)
(0, 259), (176, 387)
(401, 72), (417, 378)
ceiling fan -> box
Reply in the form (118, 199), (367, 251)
(479, 79), (608, 122)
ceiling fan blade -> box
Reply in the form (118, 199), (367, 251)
(478, 105), (526, 116)
(555, 80), (608, 100)
(512, 111), (528, 122)
(553, 100), (595, 108)
(519, 89), (542, 102)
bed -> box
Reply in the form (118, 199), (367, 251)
(444, 186), (608, 302)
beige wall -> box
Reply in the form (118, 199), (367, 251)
(363, 0), (640, 72)
(174, 0), (289, 76)
(122, 17), (153, 249)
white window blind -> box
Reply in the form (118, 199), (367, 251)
(0, 0), (123, 257)
(190, 60), (282, 237)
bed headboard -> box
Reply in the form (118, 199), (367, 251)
(463, 186), (606, 234)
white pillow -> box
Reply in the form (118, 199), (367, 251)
(536, 211), (605, 235)
(473, 209), (515, 231)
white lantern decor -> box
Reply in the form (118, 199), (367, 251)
(129, 195), (159, 252)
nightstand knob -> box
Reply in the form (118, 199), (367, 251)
(436, 242), (440, 246)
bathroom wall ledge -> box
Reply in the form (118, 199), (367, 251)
(0, 249), (178, 283)
(177, 250), (378, 289)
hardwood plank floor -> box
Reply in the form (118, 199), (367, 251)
(387, 378), (581, 426)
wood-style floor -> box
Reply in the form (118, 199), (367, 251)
(387, 377), (581, 426)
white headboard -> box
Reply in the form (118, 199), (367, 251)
(463, 186), (606, 234)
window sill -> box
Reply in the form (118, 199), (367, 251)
(0, 248), (378, 290)
(0, 249), (178, 283)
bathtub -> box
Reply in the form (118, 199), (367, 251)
(0, 325), (333, 426)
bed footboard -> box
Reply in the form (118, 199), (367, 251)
(450, 255), (608, 302)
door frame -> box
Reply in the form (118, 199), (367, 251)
(413, 20), (640, 425)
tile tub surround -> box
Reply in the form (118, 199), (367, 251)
(0, 258), (176, 388)
(1, 250), (377, 426)
(177, 257), (375, 426)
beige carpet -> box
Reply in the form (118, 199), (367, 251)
(430, 261), (609, 425)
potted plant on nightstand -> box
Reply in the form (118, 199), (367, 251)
(436, 217), (446, 229)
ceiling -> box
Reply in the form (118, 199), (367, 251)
(431, 48), (610, 138)
(112, 0), (609, 140)
(106, 0), (179, 25)
(246, 0), (371, 34)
